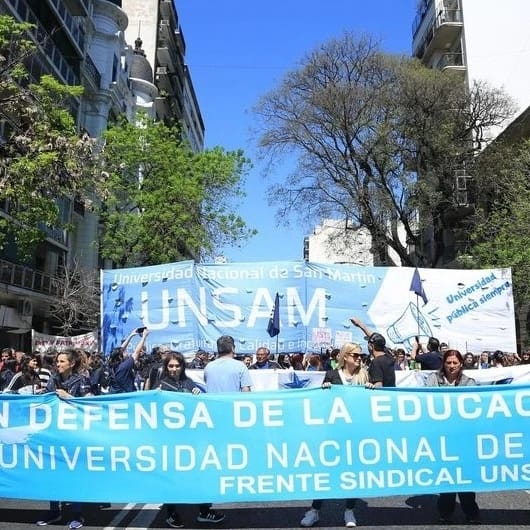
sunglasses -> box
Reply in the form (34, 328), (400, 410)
(345, 353), (362, 358)
(168, 363), (182, 368)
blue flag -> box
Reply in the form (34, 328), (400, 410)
(267, 292), (280, 337)
(410, 267), (428, 305)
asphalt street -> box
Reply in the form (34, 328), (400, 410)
(1, 491), (530, 529)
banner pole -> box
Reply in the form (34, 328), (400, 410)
(416, 295), (420, 339)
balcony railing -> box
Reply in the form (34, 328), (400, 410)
(437, 52), (464, 69)
(63, 0), (90, 16)
(0, 258), (59, 296)
(8, 0), (79, 85)
(47, 0), (86, 54)
(437, 8), (463, 25)
(83, 53), (102, 89)
(413, 8), (463, 60)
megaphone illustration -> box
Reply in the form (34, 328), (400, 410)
(387, 302), (433, 349)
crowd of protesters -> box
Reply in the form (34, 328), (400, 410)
(0, 320), (527, 528)
(0, 339), (526, 398)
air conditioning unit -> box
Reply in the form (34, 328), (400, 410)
(160, 19), (170, 26)
(156, 66), (168, 76)
(17, 299), (33, 317)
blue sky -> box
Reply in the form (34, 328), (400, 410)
(177, 1), (418, 263)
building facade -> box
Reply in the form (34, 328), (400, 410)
(0, 0), (203, 349)
(303, 219), (408, 266)
(412, 0), (530, 141)
(412, 0), (530, 267)
(121, 0), (204, 152)
(412, 0), (530, 347)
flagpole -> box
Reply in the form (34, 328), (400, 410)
(275, 334), (279, 357)
(415, 294), (420, 340)
(410, 267), (428, 342)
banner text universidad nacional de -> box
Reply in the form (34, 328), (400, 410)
(1, 384), (530, 503)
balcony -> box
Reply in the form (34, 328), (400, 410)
(0, 258), (59, 296)
(413, 8), (463, 62)
(157, 38), (185, 79)
(436, 52), (466, 72)
(159, 19), (171, 39)
(40, 34), (79, 85)
(38, 222), (68, 248)
(82, 53), (102, 90)
(8, 0), (80, 85)
(46, 0), (86, 55)
(160, 0), (173, 19)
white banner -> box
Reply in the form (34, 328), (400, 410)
(32, 330), (99, 353)
(187, 364), (530, 391)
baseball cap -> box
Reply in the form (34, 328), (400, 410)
(368, 332), (386, 349)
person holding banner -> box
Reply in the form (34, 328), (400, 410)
(37, 349), (92, 528)
(300, 342), (368, 527)
(156, 351), (208, 528)
(425, 349), (481, 524)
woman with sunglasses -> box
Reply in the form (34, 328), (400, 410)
(158, 352), (222, 527)
(300, 343), (368, 528)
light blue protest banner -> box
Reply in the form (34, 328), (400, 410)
(2, 385), (530, 503)
(100, 262), (516, 356)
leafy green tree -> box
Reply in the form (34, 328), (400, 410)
(459, 140), (530, 346)
(0, 15), (95, 257)
(99, 114), (255, 266)
(253, 33), (515, 266)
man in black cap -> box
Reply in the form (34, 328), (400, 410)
(350, 316), (395, 387)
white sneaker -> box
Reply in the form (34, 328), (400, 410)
(344, 509), (357, 527)
(300, 508), (319, 527)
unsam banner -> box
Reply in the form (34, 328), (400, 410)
(100, 262), (516, 355)
(1, 386), (530, 503)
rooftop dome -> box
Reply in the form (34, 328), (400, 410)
(130, 37), (153, 83)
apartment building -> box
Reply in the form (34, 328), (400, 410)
(0, 0), (203, 349)
(303, 219), (411, 267)
(121, 0), (204, 152)
(412, 0), (530, 141)
(411, 0), (530, 266)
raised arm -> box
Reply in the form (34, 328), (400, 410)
(350, 316), (374, 339)
(410, 340), (425, 360)
(120, 329), (138, 351)
(132, 328), (150, 362)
